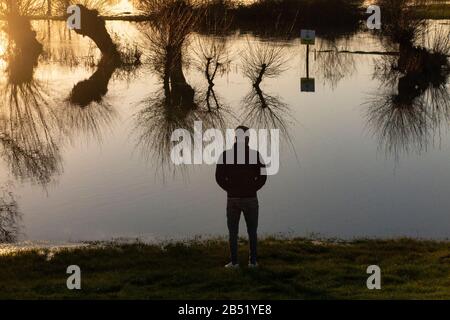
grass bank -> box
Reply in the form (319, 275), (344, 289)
(0, 238), (449, 299)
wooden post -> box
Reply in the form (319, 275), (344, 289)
(47, 0), (52, 16)
(306, 44), (310, 79)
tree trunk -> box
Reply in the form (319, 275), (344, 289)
(74, 5), (119, 59)
(47, 0), (52, 16)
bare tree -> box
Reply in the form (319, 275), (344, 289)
(239, 37), (296, 151)
(137, 0), (204, 107)
(190, 21), (231, 111)
(241, 38), (288, 88)
(365, 26), (450, 160)
(376, 0), (428, 45)
(0, 34), (63, 187)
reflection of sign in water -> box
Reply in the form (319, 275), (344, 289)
(301, 78), (315, 92)
(301, 30), (315, 45)
(300, 29), (315, 93)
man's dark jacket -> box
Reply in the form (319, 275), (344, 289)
(215, 143), (267, 198)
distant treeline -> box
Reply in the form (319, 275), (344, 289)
(193, 0), (450, 38)
(1, 0), (449, 34)
(203, 0), (365, 31)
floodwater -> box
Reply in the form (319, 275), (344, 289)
(0, 19), (449, 243)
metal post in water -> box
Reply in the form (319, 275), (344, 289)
(47, 0), (52, 16)
(306, 44), (310, 79)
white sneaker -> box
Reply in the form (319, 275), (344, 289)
(248, 262), (259, 268)
(224, 262), (239, 269)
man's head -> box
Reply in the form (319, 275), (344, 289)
(235, 126), (250, 145)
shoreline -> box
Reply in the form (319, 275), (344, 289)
(1, 237), (449, 299)
(2, 234), (449, 251)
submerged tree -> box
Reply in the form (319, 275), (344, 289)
(237, 37), (298, 163)
(137, 0), (203, 108)
(71, 3), (120, 58)
(0, 25), (63, 187)
(60, 2), (140, 142)
(376, 0), (428, 45)
(240, 38), (292, 133)
(133, 1), (235, 176)
(241, 86), (291, 137)
(190, 11), (231, 112)
(365, 1), (450, 159)
(365, 26), (450, 159)
(53, 1), (141, 63)
(241, 39), (288, 88)
(0, 0), (44, 60)
(133, 85), (234, 177)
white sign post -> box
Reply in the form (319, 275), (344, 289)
(300, 29), (316, 45)
(300, 30), (316, 92)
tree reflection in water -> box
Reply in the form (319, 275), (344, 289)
(240, 38), (295, 143)
(365, 25), (450, 159)
(63, 56), (120, 143)
(0, 20), (63, 187)
(134, 1), (234, 176)
(63, 4), (141, 143)
(315, 38), (356, 90)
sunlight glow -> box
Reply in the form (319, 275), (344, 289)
(0, 31), (8, 71)
(110, 0), (135, 14)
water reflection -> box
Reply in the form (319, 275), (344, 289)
(133, 61), (233, 175)
(376, 0), (428, 46)
(240, 39), (293, 139)
(0, 8), (140, 185)
(315, 38), (356, 89)
(0, 6), (448, 240)
(64, 6), (140, 142)
(134, 2), (234, 174)
(191, 35), (231, 112)
(366, 25), (450, 159)
(0, 23), (63, 187)
(69, 56), (118, 107)
(0, 182), (22, 243)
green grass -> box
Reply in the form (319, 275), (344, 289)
(0, 238), (449, 299)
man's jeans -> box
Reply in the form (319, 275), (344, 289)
(227, 197), (259, 265)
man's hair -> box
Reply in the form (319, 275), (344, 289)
(235, 125), (250, 144)
(235, 125), (250, 133)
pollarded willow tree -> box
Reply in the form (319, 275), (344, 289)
(376, 0), (428, 45)
(0, 0), (44, 57)
(132, 1), (238, 176)
(366, 23), (450, 160)
(52, 1), (120, 58)
(53, 1), (140, 61)
(136, 0), (204, 108)
(0, 1), (64, 187)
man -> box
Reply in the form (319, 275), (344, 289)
(215, 126), (267, 268)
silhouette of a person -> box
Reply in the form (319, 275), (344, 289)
(215, 126), (267, 268)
